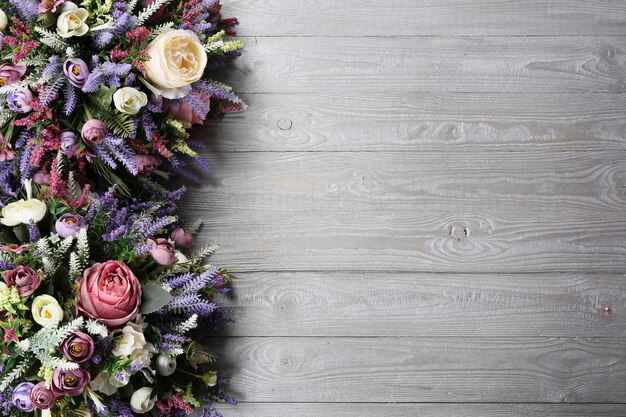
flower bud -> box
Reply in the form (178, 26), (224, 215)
(130, 387), (156, 414)
(155, 355), (177, 376)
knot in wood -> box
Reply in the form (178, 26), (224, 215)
(277, 118), (293, 130)
(449, 223), (470, 241)
(601, 46), (619, 65)
(599, 305), (614, 316)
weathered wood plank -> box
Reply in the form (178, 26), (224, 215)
(224, 0), (626, 37)
(216, 403), (626, 417)
(184, 151), (626, 273)
(219, 37), (626, 94)
(209, 337), (626, 403)
(218, 272), (626, 337)
(206, 93), (626, 152)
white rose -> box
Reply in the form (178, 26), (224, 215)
(0, 9), (8, 31)
(56, 4), (89, 38)
(31, 295), (63, 326)
(143, 30), (207, 99)
(1, 198), (46, 226)
(130, 387), (156, 413)
(90, 370), (130, 396)
(130, 342), (156, 369)
(112, 320), (146, 357)
(113, 87), (148, 115)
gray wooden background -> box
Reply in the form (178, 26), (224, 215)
(184, 1), (626, 415)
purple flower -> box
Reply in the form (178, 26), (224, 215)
(63, 58), (89, 88)
(29, 382), (56, 410)
(0, 64), (26, 86)
(4, 265), (42, 296)
(59, 330), (94, 363)
(60, 131), (78, 157)
(12, 382), (34, 412)
(6, 88), (33, 113)
(55, 213), (87, 238)
(50, 369), (90, 397)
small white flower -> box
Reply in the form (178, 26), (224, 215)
(86, 389), (106, 414)
(130, 387), (156, 413)
(31, 295), (63, 327)
(113, 87), (148, 115)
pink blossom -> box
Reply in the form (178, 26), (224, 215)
(37, 0), (66, 13)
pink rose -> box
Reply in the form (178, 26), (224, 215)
(4, 266), (42, 297)
(168, 91), (212, 125)
(0, 64), (27, 87)
(81, 119), (107, 145)
(76, 261), (141, 327)
(170, 228), (194, 249)
(148, 237), (176, 265)
(134, 155), (161, 177)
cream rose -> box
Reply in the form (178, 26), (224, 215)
(32, 295), (63, 326)
(56, 3), (89, 38)
(113, 87), (148, 115)
(130, 387), (156, 414)
(90, 370), (129, 396)
(143, 30), (207, 99)
(0, 9), (7, 31)
(112, 320), (146, 357)
(1, 198), (47, 226)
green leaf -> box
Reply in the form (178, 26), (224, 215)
(36, 13), (56, 27)
(140, 283), (172, 314)
(13, 226), (29, 243)
(91, 85), (116, 109)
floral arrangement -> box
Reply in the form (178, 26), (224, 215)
(0, 0), (243, 416)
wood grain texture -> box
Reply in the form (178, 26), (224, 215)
(216, 403), (626, 417)
(185, 150), (626, 273)
(209, 337), (626, 403)
(218, 272), (626, 337)
(205, 93), (626, 152)
(218, 37), (626, 94)
(223, 0), (626, 36)
(192, 1), (626, 412)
